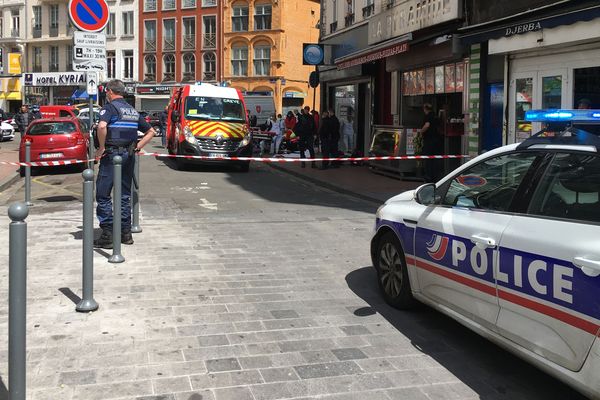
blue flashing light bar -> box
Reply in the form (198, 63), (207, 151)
(525, 109), (600, 122)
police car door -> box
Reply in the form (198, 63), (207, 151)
(415, 152), (541, 330)
(496, 151), (600, 371)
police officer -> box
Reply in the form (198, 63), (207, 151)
(94, 79), (155, 248)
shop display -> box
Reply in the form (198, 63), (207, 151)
(426, 68), (435, 94)
(416, 69), (425, 95)
(445, 64), (456, 93)
(435, 66), (445, 94)
(455, 63), (464, 92)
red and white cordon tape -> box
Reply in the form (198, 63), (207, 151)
(0, 152), (470, 167)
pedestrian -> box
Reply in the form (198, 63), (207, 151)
(328, 108), (341, 168)
(159, 106), (168, 148)
(93, 79), (156, 248)
(284, 110), (296, 131)
(318, 111), (331, 169)
(0, 107), (7, 121)
(340, 113), (355, 154)
(294, 107), (316, 168)
(15, 104), (32, 135)
(260, 116), (273, 154)
(577, 98), (592, 109)
(250, 114), (258, 128)
(419, 103), (443, 183)
(31, 104), (43, 120)
(270, 114), (284, 155)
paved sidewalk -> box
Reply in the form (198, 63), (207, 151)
(0, 138), (20, 193)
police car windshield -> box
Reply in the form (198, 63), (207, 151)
(185, 96), (245, 122)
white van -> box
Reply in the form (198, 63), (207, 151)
(243, 95), (276, 126)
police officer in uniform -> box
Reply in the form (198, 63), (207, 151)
(94, 79), (155, 248)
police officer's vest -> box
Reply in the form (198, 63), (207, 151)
(106, 99), (139, 145)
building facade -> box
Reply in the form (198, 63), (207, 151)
(223, 0), (320, 117)
(137, 0), (222, 111)
(0, 0), (27, 112)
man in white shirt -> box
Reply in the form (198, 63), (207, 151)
(270, 114), (284, 155)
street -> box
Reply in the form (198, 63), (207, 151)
(0, 137), (587, 400)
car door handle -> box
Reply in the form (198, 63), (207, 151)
(573, 256), (600, 277)
(470, 234), (497, 249)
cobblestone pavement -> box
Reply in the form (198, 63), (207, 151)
(0, 146), (587, 400)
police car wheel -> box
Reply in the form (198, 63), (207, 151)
(375, 232), (414, 309)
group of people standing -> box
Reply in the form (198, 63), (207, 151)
(14, 104), (43, 134)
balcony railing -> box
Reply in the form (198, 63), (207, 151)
(203, 33), (216, 49)
(162, 73), (175, 82)
(144, 0), (156, 11)
(182, 73), (195, 81)
(144, 73), (156, 82)
(386, 0), (395, 10)
(344, 13), (354, 27)
(182, 0), (195, 7)
(163, 38), (175, 51)
(49, 26), (58, 37)
(33, 64), (42, 72)
(362, 3), (374, 18)
(145, 39), (156, 51)
(49, 63), (59, 72)
(32, 27), (41, 38)
(329, 21), (337, 33)
(203, 71), (216, 81)
(183, 34), (195, 49)
(10, 29), (19, 38)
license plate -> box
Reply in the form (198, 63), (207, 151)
(40, 153), (64, 159)
(208, 153), (226, 159)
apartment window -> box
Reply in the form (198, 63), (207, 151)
(183, 53), (195, 81)
(202, 0), (217, 6)
(144, 0), (157, 11)
(163, 54), (175, 81)
(332, 0), (337, 22)
(144, 55), (156, 81)
(107, 50), (116, 78)
(33, 47), (42, 72)
(123, 50), (134, 79)
(163, 0), (175, 10)
(106, 13), (116, 37)
(122, 11), (134, 36)
(144, 20), (156, 51)
(254, 4), (272, 30)
(182, 0), (196, 8)
(231, 45), (247, 76)
(253, 45), (270, 76)
(66, 45), (73, 70)
(0, 18), (3, 38)
(202, 16), (216, 48)
(50, 5), (59, 28)
(163, 19), (175, 51)
(232, 6), (248, 32)
(182, 17), (195, 50)
(50, 46), (59, 71)
(32, 6), (42, 30)
(203, 52), (216, 81)
(11, 9), (19, 37)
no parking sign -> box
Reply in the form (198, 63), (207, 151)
(68, 0), (109, 32)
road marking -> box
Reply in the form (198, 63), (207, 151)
(198, 198), (218, 211)
(33, 177), (81, 197)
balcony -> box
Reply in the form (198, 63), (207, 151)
(163, 38), (175, 51)
(203, 33), (216, 49)
(203, 71), (216, 81)
(182, 73), (195, 81)
(344, 13), (354, 27)
(144, 73), (156, 82)
(162, 73), (175, 82)
(329, 21), (337, 34)
(32, 26), (41, 38)
(49, 26), (58, 37)
(33, 64), (42, 72)
(49, 63), (59, 72)
(183, 34), (195, 50)
(386, 0), (395, 10)
(145, 39), (156, 51)
(362, 3), (374, 18)
(144, 0), (156, 11)
(10, 29), (19, 38)
(182, 0), (195, 7)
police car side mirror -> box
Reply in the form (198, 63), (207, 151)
(415, 183), (437, 205)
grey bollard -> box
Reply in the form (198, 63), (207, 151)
(8, 202), (28, 400)
(108, 155), (125, 263)
(24, 141), (32, 206)
(131, 153), (142, 233)
(76, 169), (99, 312)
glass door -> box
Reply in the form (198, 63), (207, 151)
(509, 72), (535, 144)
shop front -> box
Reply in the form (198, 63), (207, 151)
(136, 85), (176, 112)
(22, 72), (88, 106)
(0, 78), (22, 113)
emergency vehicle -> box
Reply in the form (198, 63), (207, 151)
(166, 83), (252, 171)
(372, 109), (600, 399)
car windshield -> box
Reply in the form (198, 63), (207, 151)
(28, 122), (77, 135)
(184, 96), (245, 122)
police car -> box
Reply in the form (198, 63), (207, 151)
(371, 110), (600, 399)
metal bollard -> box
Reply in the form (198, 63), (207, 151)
(108, 155), (125, 263)
(76, 169), (99, 312)
(131, 152), (142, 233)
(24, 141), (32, 206)
(8, 202), (28, 400)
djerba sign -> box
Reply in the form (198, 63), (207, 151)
(24, 72), (86, 86)
(368, 0), (461, 45)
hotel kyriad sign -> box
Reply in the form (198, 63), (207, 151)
(368, 0), (462, 45)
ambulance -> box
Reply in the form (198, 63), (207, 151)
(166, 83), (252, 171)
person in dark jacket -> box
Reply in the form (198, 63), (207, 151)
(420, 103), (443, 182)
(328, 108), (341, 168)
(318, 111), (331, 169)
(15, 105), (33, 135)
(31, 105), (43, 120)
(294, 108), (316, 168)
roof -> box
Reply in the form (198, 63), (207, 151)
(187, 83), (241, 99)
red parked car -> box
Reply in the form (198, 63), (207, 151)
(19, 118), (89, 176)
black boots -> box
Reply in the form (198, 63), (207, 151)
(121, 231), (134, 245)
(93, 229), (134, 248)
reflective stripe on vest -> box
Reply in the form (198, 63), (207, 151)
(107, 100), (139, 143)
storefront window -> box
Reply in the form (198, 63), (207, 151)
(574, 66), (600, 109)
(542, 75), (562, 109)
(515, 77), (533, 141)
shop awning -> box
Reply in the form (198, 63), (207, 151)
(334, 34), (411, 70)
(71, 89), (96, 101)
(0, 77), (21, 100)
(459, 4), (600, 45)
(3, 91), (21, 100)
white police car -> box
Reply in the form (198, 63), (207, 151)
(371, 110), (600, 399)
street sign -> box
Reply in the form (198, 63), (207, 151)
(75, 46), (106, 60)
(73, 59), (106, 72)
(24, 72), (86, 87)
(87, 72), (98, 95)
(74, 31), (106, 47)
(68, 0), (109, 33)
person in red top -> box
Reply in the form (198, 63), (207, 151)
(284, 111), (296, 130)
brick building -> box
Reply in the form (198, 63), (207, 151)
(137, 0), (223, 111)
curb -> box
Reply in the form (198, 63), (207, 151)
(268, 163), (384, 205)
(0, 171), (20, 193)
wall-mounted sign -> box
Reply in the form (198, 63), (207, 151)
(8, 53), (21, 74)
(337, 42), (409, 70)
(136, 86), (173, 95)
(24, 72), (86, 86)
(68, 0), (110, 32)
(504, 21), (542, 37)
(303, 44), (325, 65)
(368, 0), (462, 45)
